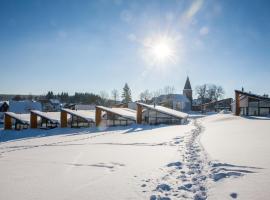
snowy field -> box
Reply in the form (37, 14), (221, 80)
(0, 113), (269, 200)
(201, 114), (270, 200)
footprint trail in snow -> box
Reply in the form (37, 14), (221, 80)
(141, 119), (259, 200)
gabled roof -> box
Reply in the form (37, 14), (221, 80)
(137, 102), (188, 119)
(184, 76), (192, 90)
(96, 106), (136, 121)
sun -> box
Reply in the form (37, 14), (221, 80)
(151, 39), (173, 62)
(143, 34), (177, 66)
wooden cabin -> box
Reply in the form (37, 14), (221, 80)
(4, 112), (30, 130)
(61, 108), (95, 128)
(234, 90), (270, 116)
(30, 110), (60, 129)
(95, 106), (136, 127)
(136, 102), (188, 125)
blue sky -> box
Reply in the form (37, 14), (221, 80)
(0, 0), (269, 99)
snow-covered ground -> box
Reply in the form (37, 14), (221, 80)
(0, 113), (269, 200)
(201, 114), (270, 200)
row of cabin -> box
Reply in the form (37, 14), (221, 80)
(192, 98), (233, 113)
(3, 103), (189, 130)
(233, 90), (270, 116)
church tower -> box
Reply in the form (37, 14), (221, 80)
(183, 76), (193, 104)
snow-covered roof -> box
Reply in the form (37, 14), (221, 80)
(49, 99), (61, 104)
(31, 110), (60, 124)
(235, 90), (270, 102)
(5, 112), (30, 125)
(96, 106), (136, 121)
(9, 100), (42, 114)
(0, 101), (9, 107)
(137, 102), (189, 119)
(61, 108), (95, 122)
(75, 104), (95, 110)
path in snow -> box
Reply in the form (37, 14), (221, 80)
(144, 119), (260, 200)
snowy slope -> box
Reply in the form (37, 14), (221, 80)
(0, 124), (194, 200)
(200, 114), (270, 200)
(1, 114), (269, 200)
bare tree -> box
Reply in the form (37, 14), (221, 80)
(163, 86), (175, 108)
(207, 84), (224, 101)
(139, 90), (152, 103)
(152, 89), (162, 104)
(196, 84), (225, 103)
(163, 86), (175, 95)
(111, 89), (119, 104)
(99, 91), (109, 106)
(195, 84), (207, 104)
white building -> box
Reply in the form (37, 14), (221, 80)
(153, 77), (193, 112)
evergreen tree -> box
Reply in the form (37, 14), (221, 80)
(46, 91), (54, 100)
(121, 83), (132, 103)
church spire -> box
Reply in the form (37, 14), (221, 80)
(184, 76), (192, 90)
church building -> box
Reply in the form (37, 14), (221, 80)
(153, 76), (193, 112)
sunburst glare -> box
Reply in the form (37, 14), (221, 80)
(142, 34), (178, 67)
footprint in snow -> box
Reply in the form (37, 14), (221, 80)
(230, 193), (238, 199)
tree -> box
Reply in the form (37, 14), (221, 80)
(196, 84), (225, 103)
(46, 91), (54, 100)
(163, 86), (175, 95)
(139, 89), (152, 103)
(27, 94), (33, 100)
(99, 91), (109, 106)
(163, 86), (175, 108)
(12, 95), (23, 101)
(121, 83), (132, 103)
(111, 89), (119, 104)
(207, 84), (224, 101)
(195, 84), (207, 104)
(58, 92), (69, 103)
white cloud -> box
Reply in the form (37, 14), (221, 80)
(199, 26), (209, 35)
(182, 0), (204, 24)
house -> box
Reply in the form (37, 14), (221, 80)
(193, 98), (233, 112)
(137, 102), (188, 125)
(39, 99), (62, 112)
(4, 112), (30, 130)
(234, 89), (270, 116)
(61, 108), (95, 128)
(0, 101), (9, 112)
(74, 104), (95, 110)
(0, 101), (9, 123)
(153, 76), (193, 112)
(30, 110), (60, 129)
(9, 100), (42, 114)
(95, 106), (136, 126)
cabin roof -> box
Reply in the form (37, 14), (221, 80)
(137, 102), (188, 119)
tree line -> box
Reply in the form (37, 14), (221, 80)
(10, 83), (225, 106)
(11, 83), (133, 106)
